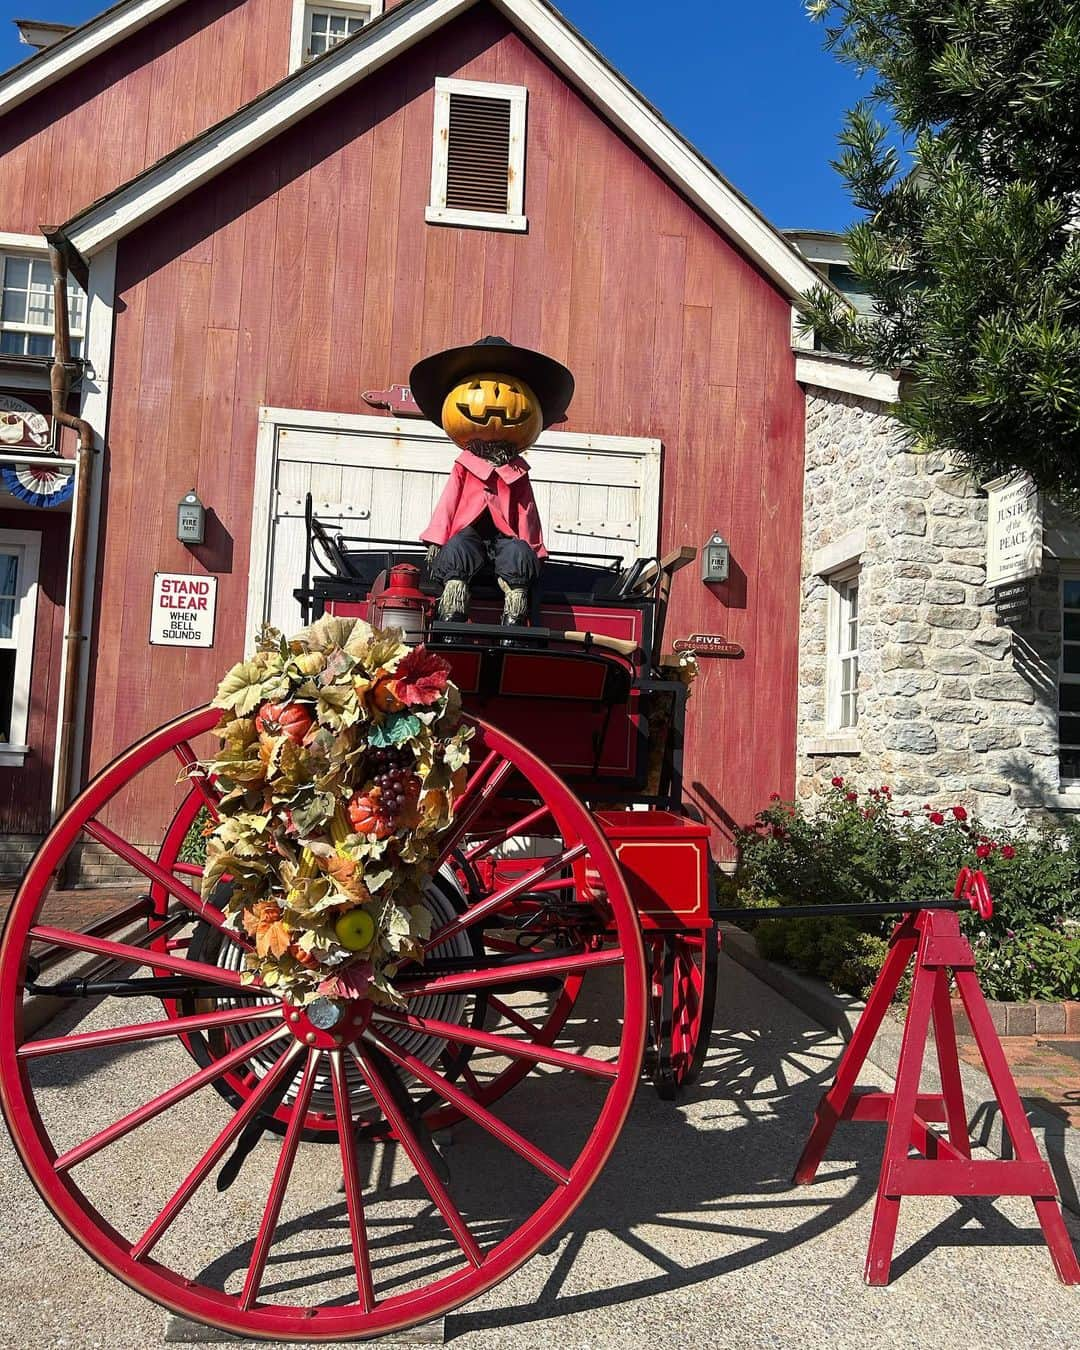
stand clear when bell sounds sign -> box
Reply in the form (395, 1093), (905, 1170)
(149, 572), (217, 647)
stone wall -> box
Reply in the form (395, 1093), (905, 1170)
(797, 388), (1064, 827)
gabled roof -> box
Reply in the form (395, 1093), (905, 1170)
(53, 0), (829, 305)
(0, 0), (186, 118)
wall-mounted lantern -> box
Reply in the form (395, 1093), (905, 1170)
(702, 531), (730, 584)
(177, 489), (206, 545)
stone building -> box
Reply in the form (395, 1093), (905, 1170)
(788, 231), (1071, 828)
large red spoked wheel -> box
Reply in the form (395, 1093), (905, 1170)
(647, 928), (718, 1100)
(0, 707), (646, 1342)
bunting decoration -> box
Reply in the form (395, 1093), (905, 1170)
(1, 463), (74, 508)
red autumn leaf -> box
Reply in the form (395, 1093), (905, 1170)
(392, 646), (451, 707)
(319, 959), (373, 1000)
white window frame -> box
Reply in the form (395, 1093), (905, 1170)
(0, 242), (85, 361)
(0, 528), (41, 767)
(426, 76), (528, 233)
(826, 565), (860, 735)
(288, 0), (381, 72)
(1058, 569), (1080, 790)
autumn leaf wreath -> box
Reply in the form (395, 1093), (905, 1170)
(197, 616), (471, 1006)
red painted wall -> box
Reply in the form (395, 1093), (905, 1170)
(0, 0), (293, 235)
(0, 508), (68, 834)
(90, 3), (805, 849)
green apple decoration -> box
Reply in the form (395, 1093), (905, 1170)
(334, 908), (376, 952)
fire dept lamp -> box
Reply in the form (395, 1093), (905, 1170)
(176, 489), (206, 545)
(701, 531), (730, 584)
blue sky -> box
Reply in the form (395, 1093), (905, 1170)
(0, 0), (868, 232)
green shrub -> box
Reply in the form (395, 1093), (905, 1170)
(177, 806), (211, 866)
(731, 781), (1079, 1003)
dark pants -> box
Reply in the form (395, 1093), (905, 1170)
(431, 522), (542, 589)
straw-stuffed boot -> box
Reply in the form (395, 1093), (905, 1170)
(498, 577), (529, 626)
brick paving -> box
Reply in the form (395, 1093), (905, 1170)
(956, 1032), (1080, 1129)
(0, 883), (147, 931)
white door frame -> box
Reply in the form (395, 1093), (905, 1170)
(247, 406), (662, 637)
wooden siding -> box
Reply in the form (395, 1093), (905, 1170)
(89, 2), (805, 850)
(0, 507), (68, 834)
(0, 0), (293, 235)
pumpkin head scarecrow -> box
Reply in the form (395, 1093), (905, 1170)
(410, 336), (574, 625)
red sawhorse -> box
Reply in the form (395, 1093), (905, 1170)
(793, 874), (1080, 1286)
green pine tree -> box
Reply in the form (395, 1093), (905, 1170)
(802, 1), (1080, 504)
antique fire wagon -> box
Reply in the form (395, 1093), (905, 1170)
(0, 511), (720, 1341)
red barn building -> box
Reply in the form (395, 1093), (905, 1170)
(0, 0), (827, 875)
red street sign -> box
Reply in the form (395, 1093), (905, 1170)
(362, 384), (424, 418)
(673, 633), (744, 658)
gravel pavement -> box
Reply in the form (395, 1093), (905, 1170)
(0, 953), (1076, 1350)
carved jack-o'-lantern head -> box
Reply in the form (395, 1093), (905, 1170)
(440, 372), (543, 455)
(409, 336), (574, 463)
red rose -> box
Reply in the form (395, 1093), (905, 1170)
(831, 776), (844, 788)
(901, 809), (911, 817)
(976, 843), (991, 859)
(952, 806), (968, 822)
(1001, 844), (1016, 860)
(773, 826), (787, 840)
(881, 785), (891, 794)
(845, 791), (858, 803)
(928, 811), (945, 825)
(391, 646), (452, 707)
(770, 792), (781, 801)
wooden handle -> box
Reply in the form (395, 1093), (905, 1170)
(561, 630), (640, 658)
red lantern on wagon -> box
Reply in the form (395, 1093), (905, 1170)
(368, 562), (431, 643)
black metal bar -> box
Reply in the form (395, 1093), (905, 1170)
(712, 899), (969, 923)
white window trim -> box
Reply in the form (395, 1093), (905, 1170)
(426, 76), (528, 233)
(824, 563), (860, 738)
(288, 0), (382, 72)
(1058, 568), (1080, 792)
(0, 528), (41, 768)
(1, 247), (86, 358)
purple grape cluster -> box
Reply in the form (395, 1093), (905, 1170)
(371, 767), (422, 828)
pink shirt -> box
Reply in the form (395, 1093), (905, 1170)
(421, 450), (547, 558)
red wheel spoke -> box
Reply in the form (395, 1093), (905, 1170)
(368, 1026), (570, 1187)
(399, 946), (621, 999)
(19, 1004), (276, 1060)
(375, 1008), (618, 1080)
(350, 1046), (482, 1269)
(55, 1023), (287, 1172)
(131, 1042), (303, 1260)
(486, 995), (543, 1040)
(172, 862), (204, 878)
(436, 755), (514, 865)
(427, 844), (587, 948)
(329, 1050), (376, 1312)
(460, 1063), (483, 1097)
(81, 818), (237, 937)
(463, 805), (552, 863)
(172, 741), (222, 820)
(239, 1049), (320, 1311)
(30, 924), (249, 991)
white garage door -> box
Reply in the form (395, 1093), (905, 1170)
(247, 408), (662, 635)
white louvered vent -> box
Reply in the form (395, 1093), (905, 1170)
(427, 77), (528, 232)
(446, 94), (512, 213)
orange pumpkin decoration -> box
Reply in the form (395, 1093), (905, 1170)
(255, 701), (314, 745)
(347, 789), (392, 839)
(370, 674), (403, 715)
(288, 942), (320, 970)
(440, 373), (542, 454)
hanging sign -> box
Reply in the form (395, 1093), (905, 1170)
(149, 573), (218, 647)
(362, 384), (424, 418)
(1, 463), (73, 508)
(673, 633), (744, 658)
(985, 471), (1042, 587)
(0, 395), (52, 451)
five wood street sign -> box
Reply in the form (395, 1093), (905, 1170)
(149, 573), (218, 647)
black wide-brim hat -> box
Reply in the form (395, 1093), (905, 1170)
(409, 336), (574, 428)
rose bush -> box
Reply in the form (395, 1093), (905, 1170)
(723, 779), (1080, 1001)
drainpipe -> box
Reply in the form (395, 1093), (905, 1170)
(48, 242), (96, 820)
